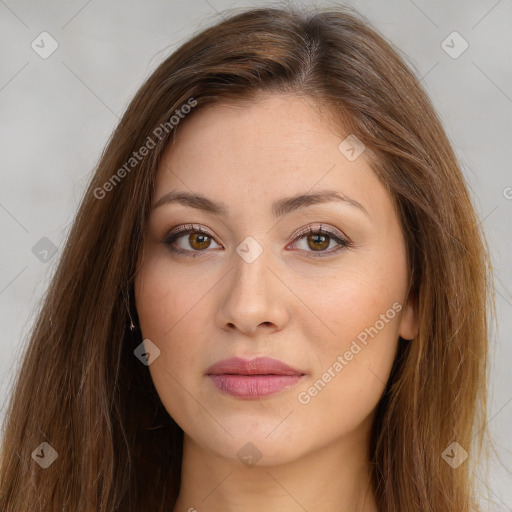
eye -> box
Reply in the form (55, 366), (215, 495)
(288, 224), (351, 259)
(163, 223), (351, 258)
(163, 223), (220, 258)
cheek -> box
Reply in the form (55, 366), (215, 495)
(294, 257), (405, 412)
(134, 258), (206, 428)
(135, 254), (205, 340)
(303, 262), (402, 347)
(295, 295), (401, 438)
(134, 258), (194, 383)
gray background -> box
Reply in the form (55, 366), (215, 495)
(0, 0), (511, 508)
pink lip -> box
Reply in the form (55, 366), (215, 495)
(206, 357), (306, 399)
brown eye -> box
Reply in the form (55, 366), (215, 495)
(164, 223), (351, 259)
(306, 232), (330, 251)
(291, 225), (351, 259)
(164, 224), (221, 257)
(188, 233), (212, 250)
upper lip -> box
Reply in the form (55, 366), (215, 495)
(206, 357), (305, 376)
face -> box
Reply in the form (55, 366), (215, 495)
(134, 92), (418, 466)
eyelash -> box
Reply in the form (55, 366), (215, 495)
(163, 223), (352, 259)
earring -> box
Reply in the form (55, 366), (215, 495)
(126, 286), (137, 331)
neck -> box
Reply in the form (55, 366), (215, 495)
(172, 417), (379, 512)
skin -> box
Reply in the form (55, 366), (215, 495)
(134, 92), (419, 512)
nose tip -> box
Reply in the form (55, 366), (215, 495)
(227, 320), (276, 335)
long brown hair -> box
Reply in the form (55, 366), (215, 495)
(0, 5), (496, 511)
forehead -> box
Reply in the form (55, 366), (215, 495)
(154, 93), (384, 218)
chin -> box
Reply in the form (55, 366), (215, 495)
(191, 421), (312, 467)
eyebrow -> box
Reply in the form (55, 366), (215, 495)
(153, 189), (369, 218)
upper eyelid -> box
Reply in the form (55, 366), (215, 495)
(293, 224), (345, 240)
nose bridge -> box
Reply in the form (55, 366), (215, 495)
(232, 234), (272, 301)
(218, 233), (285, 333)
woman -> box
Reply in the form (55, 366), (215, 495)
(0, 5), (495, 512)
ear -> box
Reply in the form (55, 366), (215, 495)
(399, 289), (419, 340)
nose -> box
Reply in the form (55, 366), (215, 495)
(216, 244), (290, 337)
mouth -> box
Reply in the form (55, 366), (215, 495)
(205, 356), (307, 399)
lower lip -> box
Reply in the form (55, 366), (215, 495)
(208, 374), (304, 399)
